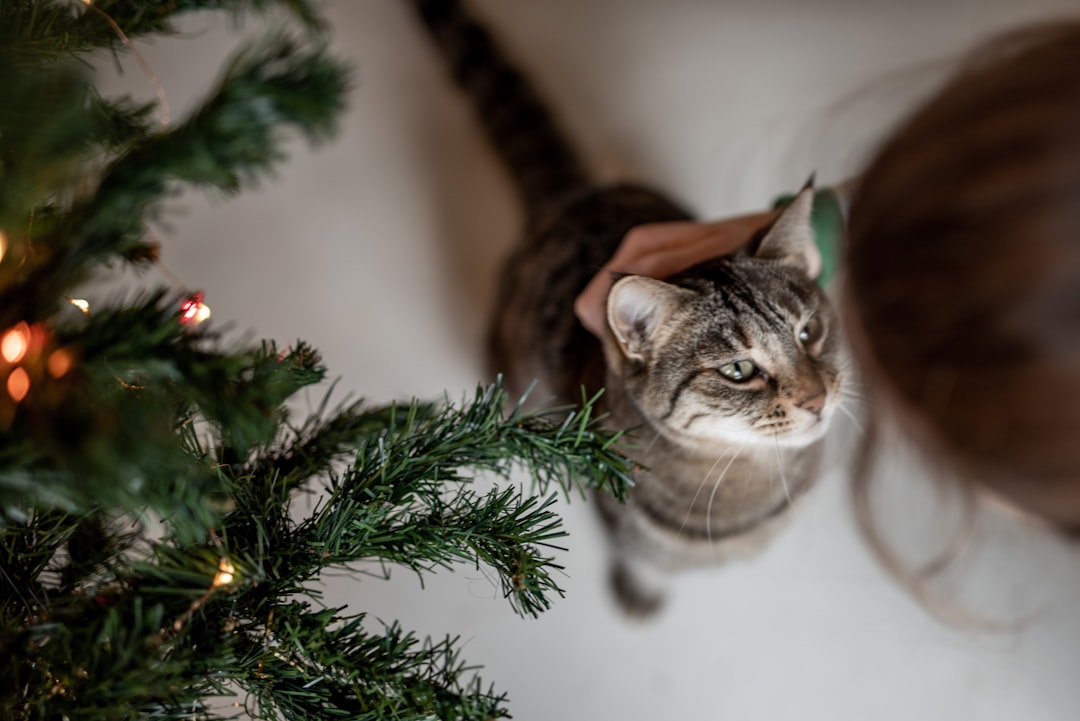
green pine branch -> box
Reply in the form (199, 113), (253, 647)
(3, 383), (633, 721)
(66, 33), (350, 284)
(0, 0), (325, 62)
(0, 2), (638, 719)
(234, 606), (508, 721)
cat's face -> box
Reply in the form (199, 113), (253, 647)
(606, 187), (844, 449)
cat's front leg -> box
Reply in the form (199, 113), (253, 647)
(609, 554), (668, 619)
(594, 490), (670, 618)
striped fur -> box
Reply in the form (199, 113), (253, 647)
(410, 0), (844, 618)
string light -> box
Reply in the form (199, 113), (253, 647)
(192, 303), (211, 324)
(0, 324), (68, 405)
(115, 376), (145, 391)
(172, 556), (239, 631)
(7, 368), (30, 403)
(47, 350), (73, 379)
(73, 0), (203, 334)
(77, 0), (170, 126)
(1, 323), (31, 364)
(179, 292), (211, 326)
(69, 1), (199, 333)
(212, 557), (236, 588)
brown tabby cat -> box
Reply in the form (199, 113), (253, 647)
(410, 0), (845, 617)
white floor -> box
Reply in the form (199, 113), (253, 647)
(99, 2), (1080, 719)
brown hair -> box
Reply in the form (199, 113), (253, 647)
(845, 22), (1080, 537)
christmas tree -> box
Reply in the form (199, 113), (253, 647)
(0, 2), (632, 718)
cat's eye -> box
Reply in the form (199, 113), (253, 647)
(717, 360), (759, 383)
(798, 317), (823, 345)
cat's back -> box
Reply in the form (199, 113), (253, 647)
(406, 0), (693, 401)
(488, 184), (693, 403)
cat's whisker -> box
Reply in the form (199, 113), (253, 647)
(837, 404), (866, 435)
(640, 429), (663, 456)
(772, 435), (792, 505)
(842, 382), (868, 397)
(840, 383), (867, 399)
(705, 443), (745, 549)
(837, 365), (864, 382)
(678, 446), (734, 538)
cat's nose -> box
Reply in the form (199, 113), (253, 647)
(796, 389), (826, 416)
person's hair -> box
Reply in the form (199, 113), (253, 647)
(845, 21), (1080, 549)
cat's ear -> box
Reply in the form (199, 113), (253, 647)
(607, 276), (683, 361)
(754, 182), (821, 280)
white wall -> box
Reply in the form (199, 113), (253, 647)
(98, 2), (1080, 719)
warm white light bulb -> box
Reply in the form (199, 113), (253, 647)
(192, 302), (212, 324)
(1, 323), (30, 364)
(7, 367), (30, 403)
(212, 558), (236, 587)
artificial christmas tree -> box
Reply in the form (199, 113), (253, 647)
(0, 2), (632, 718)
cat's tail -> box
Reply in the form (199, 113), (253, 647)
(410, 0), (591, 212)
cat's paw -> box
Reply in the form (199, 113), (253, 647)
(610, 562), (665, 620)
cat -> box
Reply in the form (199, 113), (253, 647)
(410, 0), (845, 617)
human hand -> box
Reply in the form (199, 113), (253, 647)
(573, 209), (780, 338)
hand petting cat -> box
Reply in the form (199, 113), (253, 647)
(573, 209), (780, 338)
